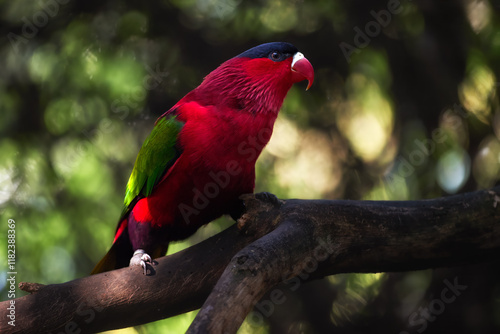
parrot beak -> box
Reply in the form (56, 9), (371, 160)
(291, 52), (314, 90)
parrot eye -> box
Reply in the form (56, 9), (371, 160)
(269, 51), (282, 61)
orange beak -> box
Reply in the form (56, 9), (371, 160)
(291, 52), (314, 90)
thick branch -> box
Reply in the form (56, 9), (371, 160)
(1, 188), (499, 334)
(188, 188), (500, 332)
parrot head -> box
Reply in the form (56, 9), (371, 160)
(236, 42), (314, 90)
(191, 42), (314, 115)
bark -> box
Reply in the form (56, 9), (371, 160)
(1, 188), (499, 334)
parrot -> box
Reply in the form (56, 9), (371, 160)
(91, 42), (314, 274)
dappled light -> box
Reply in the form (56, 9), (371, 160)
(459, 52), (496, 124)
(436, 148), (471, 194)
(329, 273), (386, 326)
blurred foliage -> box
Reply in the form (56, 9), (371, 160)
(1, 0), (500, 333)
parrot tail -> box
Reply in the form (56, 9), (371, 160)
(91, 219), (134, 275)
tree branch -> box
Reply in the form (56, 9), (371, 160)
(188, 188), (500, 332)
(1, 188), (499, 334)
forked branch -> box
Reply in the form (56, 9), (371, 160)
(1, 188), (499, 334)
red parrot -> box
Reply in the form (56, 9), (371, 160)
(91, 42), (314, 274)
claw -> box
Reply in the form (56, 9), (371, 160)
(130, 249), (153, 275)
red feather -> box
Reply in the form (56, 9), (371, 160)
(91, 43), (313, 274)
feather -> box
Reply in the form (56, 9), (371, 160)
(122, 113), (184, 218)
(91, 42), (313, 274)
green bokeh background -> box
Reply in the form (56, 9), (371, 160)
(1, 0), (500, 333)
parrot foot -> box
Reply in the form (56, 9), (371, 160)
(130, 249), (153, 275)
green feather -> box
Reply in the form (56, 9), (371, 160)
(122, 115), (184, 216)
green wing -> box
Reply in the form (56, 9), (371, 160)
(122, 114), (184, 216)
